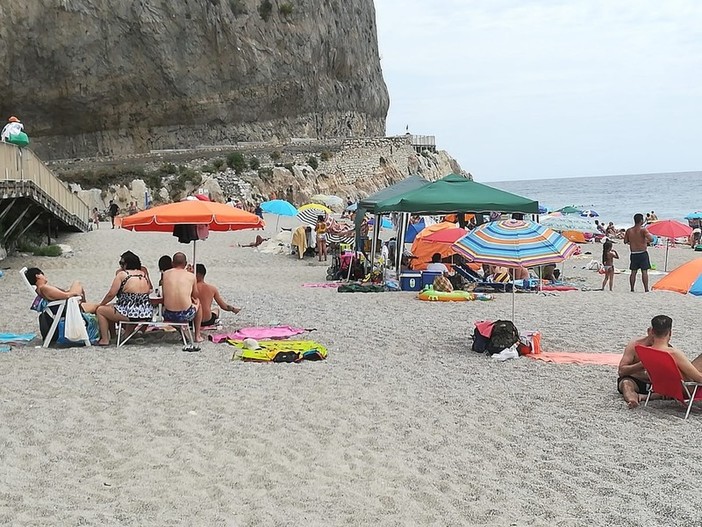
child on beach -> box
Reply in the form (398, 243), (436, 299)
(601, 240), (619, 291)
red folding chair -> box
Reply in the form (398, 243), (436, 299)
(635, 345), (702, 419)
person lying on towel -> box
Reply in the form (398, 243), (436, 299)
(618, 315), (702, 409)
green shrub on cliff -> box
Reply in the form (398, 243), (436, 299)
(159, 163), (177, 175)
(270, 150), (282, 161)
(211, 158), (226, 171)
(307, 156), (319, 170)
(258, 0), (272, 21)
(227, 152), (247, 174)
(279, 3), (293, 17)
(320, 150), (333, 161)
(249, 156), (261, 170)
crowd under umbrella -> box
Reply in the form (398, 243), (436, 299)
(452, 219), (578, 321)
(260, 199), (298, 231)
(646, 219), (693, 271)
(121, 199), (265, 269)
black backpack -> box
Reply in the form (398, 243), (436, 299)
(471, 327), (490, 353)
(486, 320), (519, 354)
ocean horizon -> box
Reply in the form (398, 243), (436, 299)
(487, 170), (702, 227)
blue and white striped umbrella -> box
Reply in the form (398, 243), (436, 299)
(452, 219), (578, 268)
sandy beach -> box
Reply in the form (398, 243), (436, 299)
(2, 218), (702, 526)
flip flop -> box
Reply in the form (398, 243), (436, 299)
(183, 345), (201, 352)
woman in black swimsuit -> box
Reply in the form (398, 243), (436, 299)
(96, 252), (153, 345)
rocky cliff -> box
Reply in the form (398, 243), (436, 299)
(0, 0), (389, 159)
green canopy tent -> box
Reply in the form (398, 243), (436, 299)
(354, 175), (429, 267)
(373, 174), (539, 274)
(374, 173), (540, 215)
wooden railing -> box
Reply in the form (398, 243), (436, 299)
(0, 142), (89, 228)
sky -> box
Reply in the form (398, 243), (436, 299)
(374, 0), (702, 182)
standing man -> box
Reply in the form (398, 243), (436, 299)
(162, 252), (203, 343)
(624, 213), (653, 292)
(195, 264), (241, 327)
(108, 200), (119, 229)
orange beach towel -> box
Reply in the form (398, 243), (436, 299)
(526, 352), (621, 367)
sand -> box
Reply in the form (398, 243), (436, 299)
(1, 219), (702, 526)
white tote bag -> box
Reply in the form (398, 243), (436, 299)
(64, 297), (89, 343)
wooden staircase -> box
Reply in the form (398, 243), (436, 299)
(0, 142), (89, 245)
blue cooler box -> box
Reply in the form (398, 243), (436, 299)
(422, 271), (442, 288)
(400, 272), (422, 291)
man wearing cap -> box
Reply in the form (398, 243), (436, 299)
(1, 116), (23, 142)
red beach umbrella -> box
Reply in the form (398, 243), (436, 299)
(647, 220), (693, 271)
(423, 227), (468, 244)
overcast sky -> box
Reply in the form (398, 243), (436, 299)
(374, 0), (702, 182)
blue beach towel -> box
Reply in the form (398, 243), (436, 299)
(0, 333), (36, 343)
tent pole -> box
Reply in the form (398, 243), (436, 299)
(396, 213), (409, 275)
(370, 214), (380, 272)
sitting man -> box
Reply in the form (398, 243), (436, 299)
(25, 267), (98, 313)
(161, 252), (203, 342)
(195, 263), (241, 327)
(426, 252), (449, 273)
(618, 315), (702, 408)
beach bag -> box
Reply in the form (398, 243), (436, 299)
(433, 274), (454, 293)
(471, 320), (494, 353)
(64, 297), (90, 343)
(7, 132), (29, 147)
(486, 320), (519, 354)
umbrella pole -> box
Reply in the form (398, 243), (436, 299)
(275, 215), (280, 232)
(512, 284), (516, 322)
(192, 240), (197, 273)
(665, 238), (669, 272)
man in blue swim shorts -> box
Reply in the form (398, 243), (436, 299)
(624, 213), (653, 292)
(162, 252), (203, 342)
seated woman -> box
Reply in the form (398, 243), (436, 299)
(115, 250), (153, 292)
(96, 251), (153, 345)
(25, 267), (98, 313)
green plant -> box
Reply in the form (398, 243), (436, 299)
(144, 172), (162, 190)
(307, 156), (319, 170)
(226, 152), (247, 173)
(270, 150), (282, 161)
(159, 163), (178, 175)
(283, 163), (295, 172)
(320, 150), (333, 161)
(279, 2), (293, 17)
(211, 158), (226, 171)
(258, 0), (272, 21)
(33, 244), (62, 257)
(201, 164), (215, 173)
(249, 156), (261, 170)
(258, 167), (274, 180)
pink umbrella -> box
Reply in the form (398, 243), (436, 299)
(423, 228), (468, 244)
(647, 220), (692, 271)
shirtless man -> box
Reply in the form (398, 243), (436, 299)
(161, 252), (203, 342)
(195, 264), (241, 327)
(623, 213), (653, 292)
(24, 267), (98, 313)
(646, 315), (702, 383)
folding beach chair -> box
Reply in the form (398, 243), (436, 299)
(19, 266), (90, 348)
(635, 344), (702, 419)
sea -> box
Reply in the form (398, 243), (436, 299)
(489, 171), (702, 228)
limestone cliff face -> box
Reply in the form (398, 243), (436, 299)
(0, 0), (389, 159)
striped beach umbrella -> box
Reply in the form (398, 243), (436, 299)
(297, 203), (332, 226)
(452, 220), (578, 320)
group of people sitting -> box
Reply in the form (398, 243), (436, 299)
(25, 251), (241, 347)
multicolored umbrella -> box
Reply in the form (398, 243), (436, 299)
(452, 219), (578, 320)
(652, 258), (702, 296)
(539, 214), (597, 234)
(647, 220), (693, 271)
(452, 219), (578, 268)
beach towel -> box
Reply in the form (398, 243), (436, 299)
(0, 333), (36, 344)
(209, 325), (307, 343)
(302, 282), (342, 288)
(526, 352), (621, 367)
(228, 339), (328, 362)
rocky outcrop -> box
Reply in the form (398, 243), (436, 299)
(0, 0), (388, 159)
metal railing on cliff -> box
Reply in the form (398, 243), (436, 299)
(0, 142), (89, 232)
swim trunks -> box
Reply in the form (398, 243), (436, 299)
(202, 313), (218, 327)
(163, 306), (197, 323)
(617, 376), (650, 395)
(629, 251), (651, 271)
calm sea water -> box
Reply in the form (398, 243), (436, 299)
(489, 171), (702, 227)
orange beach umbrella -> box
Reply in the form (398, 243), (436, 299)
(121, 200), (264, 232)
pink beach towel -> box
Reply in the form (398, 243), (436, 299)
(526, 352), (622, 367)
(209, 325), (307, 343)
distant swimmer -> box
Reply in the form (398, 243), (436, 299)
(623, 213), (653, 292)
